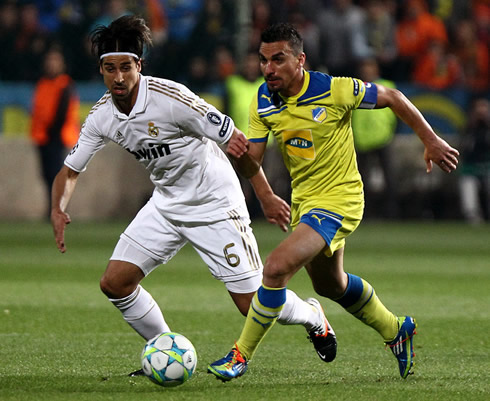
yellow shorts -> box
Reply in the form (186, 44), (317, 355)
(290, 196), (364, 257)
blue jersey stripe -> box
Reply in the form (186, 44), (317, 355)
(297, 92), (331, 107)
(249, 137), (268, 143)
(258, 105), (288, 118)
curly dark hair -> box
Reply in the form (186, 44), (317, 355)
(260, 23), (303, 55)
(90, 15), (152, 63)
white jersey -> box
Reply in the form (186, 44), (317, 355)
(65, 74), (246, 222)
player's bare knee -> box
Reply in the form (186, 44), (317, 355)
(99, 274), (117, 298)
(263, 254), (294, 283)
(99, 274), (136, 299)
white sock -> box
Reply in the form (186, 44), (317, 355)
(277, 289), (320, 331)
(109, 285), (170, 340)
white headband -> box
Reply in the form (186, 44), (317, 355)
(100, 52), (140, 60)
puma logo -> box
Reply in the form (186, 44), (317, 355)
(312, 214), (326, 224)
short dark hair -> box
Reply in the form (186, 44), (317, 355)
(90, 15), (152, 63)
(261, 23), (304, 55)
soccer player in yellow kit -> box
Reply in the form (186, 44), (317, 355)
(208, 23), (459, 380)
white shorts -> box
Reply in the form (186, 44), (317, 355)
(110, 197), (263, 293)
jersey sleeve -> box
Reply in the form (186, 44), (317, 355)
(331, 77), (377, 111)
(247, 93), (269, 142)
(174, 84), (235, 145)
(64, 116), (108, 173)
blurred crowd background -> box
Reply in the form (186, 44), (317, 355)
(0, 0), (489, 223)
(0, 0), (488, 91)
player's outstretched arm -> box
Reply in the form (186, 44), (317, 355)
(250, 169), (291, 232)
(375, 84), (459, 173)
(50, 165), (80, 253)
(226, 129), (262, 178)
(226, 129), (290, 231)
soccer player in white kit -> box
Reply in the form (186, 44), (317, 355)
(50, 15), (336, 373)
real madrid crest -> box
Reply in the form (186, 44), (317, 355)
(148, 122), (159, 137)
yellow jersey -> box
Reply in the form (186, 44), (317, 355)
(248, 70), (377, 218)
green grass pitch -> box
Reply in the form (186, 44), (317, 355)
(0, 220), (489, 401)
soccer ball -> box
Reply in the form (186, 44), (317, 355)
(141, 332), (197, 387)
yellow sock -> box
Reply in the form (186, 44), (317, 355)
(336, 274), (398, 342)
(236, 284), (286, 360)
